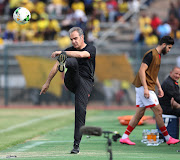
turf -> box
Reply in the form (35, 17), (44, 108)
(0, 108), (179, 160)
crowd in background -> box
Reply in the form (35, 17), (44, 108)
(134, 0), (180, 46)
(0, 0), (150, 48)
(1, 0), (180, 47)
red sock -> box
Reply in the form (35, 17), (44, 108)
(159, 126), (168, 136)
(125, 125), (134, 135)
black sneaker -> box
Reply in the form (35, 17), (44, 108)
(58, 62), (65, 72)
(57, 52), (67, 63)
(70, 144), (80, 154)
(57, 51), (67, 72)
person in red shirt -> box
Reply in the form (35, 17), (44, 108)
(151, 13), (162, 31)
(106, 0), (118, 22)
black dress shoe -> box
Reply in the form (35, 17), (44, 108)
(70, 144), (80, 154)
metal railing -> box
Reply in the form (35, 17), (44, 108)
(95, 0), (150, 47)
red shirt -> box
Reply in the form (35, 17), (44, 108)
(151, 17), (162, 30)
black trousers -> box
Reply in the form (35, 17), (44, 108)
(64, 58), (93, 145)
(163, 108), (180, 117)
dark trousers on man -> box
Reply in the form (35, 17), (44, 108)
(163, 108), (180, 117)
(64, 58), (93, 145)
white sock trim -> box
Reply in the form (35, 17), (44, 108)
(122, 134), (128, 139)
(164, 135), (170, 142)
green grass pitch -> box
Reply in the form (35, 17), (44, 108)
(0, 108), (179, 160)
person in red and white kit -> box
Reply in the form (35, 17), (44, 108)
(120, 36), (180, 145)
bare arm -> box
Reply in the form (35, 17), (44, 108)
(51, 51), (90, 58)
(40, 61), (59, 95)
(139, 63), (149, 98)
(171, 97), (180, 109)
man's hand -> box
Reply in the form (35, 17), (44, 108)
(51, 51), (62, 58)
(171, 97), (180, 109)
(40, 83), (50, 95)
(158, 88), (164, 98)
(144, 88), (150, 98)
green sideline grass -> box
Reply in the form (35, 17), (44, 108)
(0, 108), (99, 151)
(0, 108), (179, 160)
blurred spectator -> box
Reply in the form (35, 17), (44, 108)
(18, 22), (31, 41)
(36, 15), (50, 41)
(117, 0), (129, 22)
(84, 0), (93, 15)
(168, 1), (179, 19)
(21, 0), (35, 13)
(0, 37), (3, 46)
(103, 79), (114, 106)
(134, 11), (151, 43)
(0, 0), (7, 15)
(121, 80), (133, 105)
(106, 0), (118, 22)
(31, 8), (41, 22)
(144, 31), (158, 46)
(156, 21), (171, 39)
(61, 7), (75, 30)
(44, 19), (60, 40)
(26, 8), (39, 42)
(57, 30), (71, 49)
(34, 0), (46, 16)
(74, 9), (87, 33)
(150, 13), (162, 31)
(167, 13), (179, 40)
(128, 0), (140, 14)
(141, 21), (153, 38)
(176, 0), (180, 21)
(9, 0), (21, 16)
(71, 0), (85, 13)
(0, 24), (3, 46)
(144, 0), (154, 6)
(26, 22), (38, 42)
(38, 0), (49, 2)
(3, 19), (19, 42)
(133, 30), (144, 44)
(3, 30), (14, 42)
(87, 13), (100, 43)
(93, 0), (108, 22)
(139, 11), (151, 31)
(47, 0), (68, 17)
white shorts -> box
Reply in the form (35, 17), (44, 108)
(135, 86), (159, 108)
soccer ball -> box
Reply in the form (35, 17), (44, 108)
(13, 7), (31, 25)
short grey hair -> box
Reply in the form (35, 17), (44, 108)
(69, 27), (84, 36)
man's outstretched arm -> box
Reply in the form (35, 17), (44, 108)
(40, 61), (59, 95)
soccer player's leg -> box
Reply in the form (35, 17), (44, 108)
(151, 104), (180, 145)
(120, 107), (145, 145)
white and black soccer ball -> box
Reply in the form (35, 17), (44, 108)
(13, 7), (31, 25)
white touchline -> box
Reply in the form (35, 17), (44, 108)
(0, 110), (74, 134)
(16, 142), (46, 152)
(16, 141), (74, 152)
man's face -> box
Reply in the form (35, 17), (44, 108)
(162, 44), (173, 55)
(170, 68), (180, 81)
(70, 31), (84, 49)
